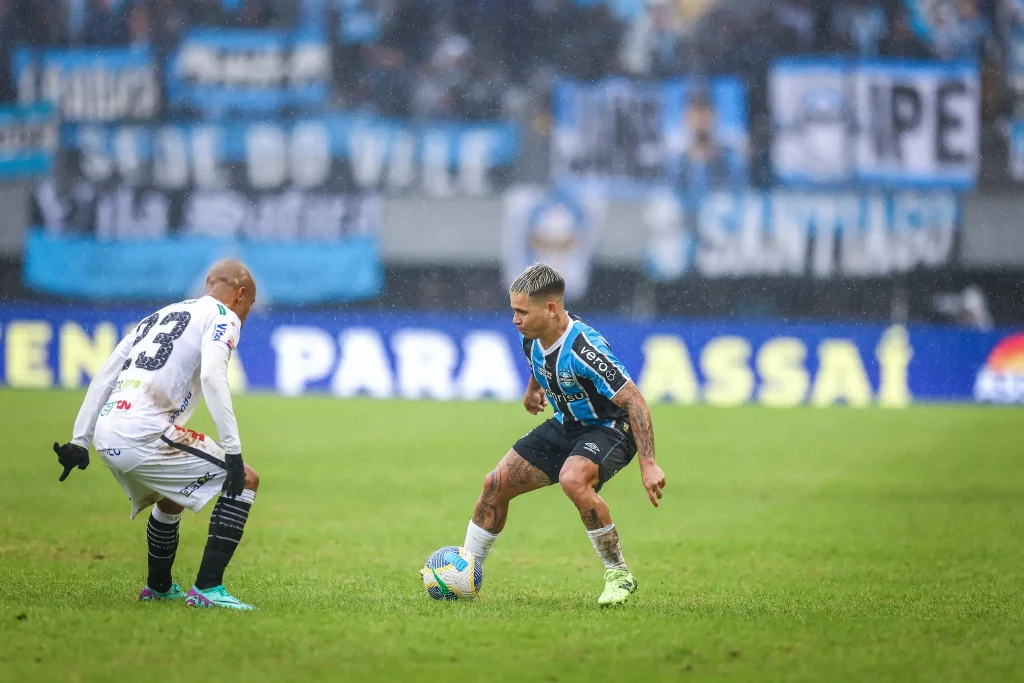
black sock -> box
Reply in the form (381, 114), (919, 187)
(195, 490), (255, 590)
(147, 513), (180, 593)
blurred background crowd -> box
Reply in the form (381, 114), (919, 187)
(0, 0), (1012, 119)
(0, 0), (1021, 329)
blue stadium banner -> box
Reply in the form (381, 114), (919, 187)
(167, 29), (331, 117)
(551, 77), (749, 197)
(0, 104), (57, 178)
(643, 189), (959, 280)
(0, 307), (1020, 406)
(771, 58), (979, 188)
(13, 46), (159, 123)
(50, 115), (519, 198)
(23, 231), (381, 305)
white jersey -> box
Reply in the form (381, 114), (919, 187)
(92, 296), (241, 451)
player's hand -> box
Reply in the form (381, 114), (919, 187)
(640, 461), (666, 507)
(523, 388), (548, 415)
(222, 453), (246, 497)
(53, 442), (90, 482)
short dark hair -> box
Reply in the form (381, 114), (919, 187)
(509, 264), (565, 299)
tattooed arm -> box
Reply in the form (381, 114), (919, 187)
(613, 381), (666, 507)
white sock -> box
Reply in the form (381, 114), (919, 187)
(464, 521), (499, 562)
(587, 524), (628, 570)
(231, 488), (257, 505)
(151, 506), (182, 525)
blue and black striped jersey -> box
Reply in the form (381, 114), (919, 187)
(519, 315), (632, 429)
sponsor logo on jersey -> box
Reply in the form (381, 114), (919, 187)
(974, 333), (1024, 404)
(104, 449), (121, 457)
(114, 400), (132, 412)
(564, 390), (589, 402)
(536, 366), (553, 380)
(212, 323), (229, 342)
(172, 424), (205, 442)
(580, 347), (613, 375)
(169, 391), (193, 423)
(583, 442), (601, 455)
(112, 378), (142, 393)
(579, 345), (621, 384)
(180, 472), (215, 497)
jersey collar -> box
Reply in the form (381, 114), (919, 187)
(540, 315), (575, 356)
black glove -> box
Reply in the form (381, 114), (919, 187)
(53, 442), (90, 482)
(222, 453), (246, 497)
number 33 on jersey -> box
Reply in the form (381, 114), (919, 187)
(96, 296), (242, 449)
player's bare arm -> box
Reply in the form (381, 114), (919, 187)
(523, 375), (548, 414)
(613, 382), (666, 507)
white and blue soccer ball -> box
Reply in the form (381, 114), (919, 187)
(421, 546), (483, 601)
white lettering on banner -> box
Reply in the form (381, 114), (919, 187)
(457, 331), (522, 400)
(152, 127), (189, 189)
(349, 127), (500, 197)
(292, 122), (331, 189)
(392, 329), (458, 400)
(772, 61), (979, 185)
(423, 132), (451, 197)
(182, 192), (375, 241)
(247, 124), (289, 190)
(72, 120), (503, 196)
(658, 191), (957, 279)
(271, 327), (336, 397)
(95, 188), (169, 240)
(0, 321), (918, 407)
(268, 326), (522, 400)
(178, 42), (329, 88)
(21, 60), (159, 122)
(192, 126), (227, 189)
(331, 328), (394, 398)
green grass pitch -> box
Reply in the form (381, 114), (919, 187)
(0, 389), (1021, 682)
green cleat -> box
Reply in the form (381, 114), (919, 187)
(138, 583), (187, 601)
(598, 569), (638, 607)
(185, 585), (255, 611)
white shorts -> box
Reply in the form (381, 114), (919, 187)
(100, 425), (228, 519)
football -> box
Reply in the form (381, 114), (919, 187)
(421, 546), (483, 601)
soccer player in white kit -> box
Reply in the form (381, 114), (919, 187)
(52, 260), (261, 610)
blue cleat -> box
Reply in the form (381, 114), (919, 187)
(185, 585), (255, 610)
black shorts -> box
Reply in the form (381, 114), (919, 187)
(513, 418), (637, 491)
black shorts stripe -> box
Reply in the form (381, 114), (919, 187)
(160, 436), (226, 469)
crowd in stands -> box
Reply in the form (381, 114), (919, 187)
(0, 0), (1014, 120)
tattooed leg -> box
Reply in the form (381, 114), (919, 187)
(558, 456), (612, 530)
(559, 456), (629, 571)
(471, 449), (551, 534)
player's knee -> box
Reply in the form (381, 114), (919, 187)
(244, 465), (260, 491)
(558, 465), (594, 501)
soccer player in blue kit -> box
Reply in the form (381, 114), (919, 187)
(462, 264), (666, 605)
